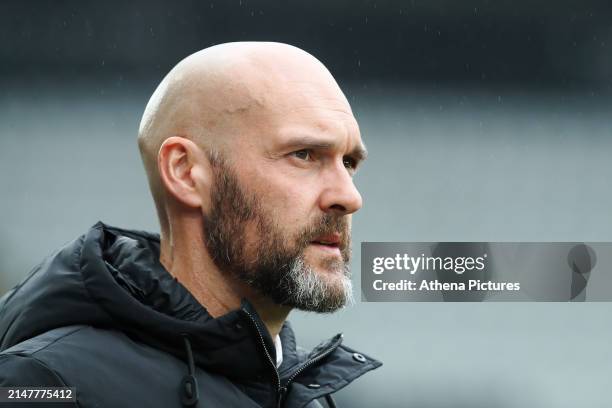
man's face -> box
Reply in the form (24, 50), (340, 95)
(203, 154), (352, 312)
(202, 77), (365, 312)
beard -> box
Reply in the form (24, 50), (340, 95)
(202, 154), (353, 313)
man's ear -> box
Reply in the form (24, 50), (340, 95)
(157, 136), (211, 208)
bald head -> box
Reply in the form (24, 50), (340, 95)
(138, 42), (365, 316)
(138, 42), (357, 236)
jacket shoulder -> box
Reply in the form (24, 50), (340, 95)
(0, 325), (200, 408)
(2, 325), (88, 357)
(0, 353), (78, 407)
(0, 353), (68, 387)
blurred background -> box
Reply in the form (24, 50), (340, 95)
(1, 1), (611, 406)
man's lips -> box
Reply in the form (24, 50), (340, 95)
(310, 233), (342, 255)
(311, 233), (341, 246)
(309, 242), (341, 256)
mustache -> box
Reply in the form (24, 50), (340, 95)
(297, 214), (351, 250)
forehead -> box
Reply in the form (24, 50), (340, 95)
(257, 83), (363, 152)
(273, 112), (362, 153)
(216, 62), (364, 158)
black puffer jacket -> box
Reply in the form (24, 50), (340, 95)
(0, 223), (381, 407)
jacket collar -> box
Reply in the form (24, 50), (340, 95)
(82, 222), (381, 390)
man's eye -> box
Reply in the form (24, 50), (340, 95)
(292, 149), (311, 161)
(343, 157), (356, 170)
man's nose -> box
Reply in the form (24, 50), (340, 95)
(318, 164), (363, 216)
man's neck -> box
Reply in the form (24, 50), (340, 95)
(160, 229), (290, 339)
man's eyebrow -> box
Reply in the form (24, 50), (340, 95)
(351, 143), (368, 163)
(282, 136), (368, 163)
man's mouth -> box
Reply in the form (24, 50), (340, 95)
(310, 234), (342, 255)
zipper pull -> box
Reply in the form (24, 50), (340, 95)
(277, 386), (287, 408)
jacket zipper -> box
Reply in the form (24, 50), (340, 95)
(241, 308), (284, 408)
(242, 308), (344, 408)
(281, 333), (344, 391)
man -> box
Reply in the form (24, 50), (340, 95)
(0, 42), (381, 407)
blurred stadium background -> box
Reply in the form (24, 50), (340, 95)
(1, 1), (611, 407)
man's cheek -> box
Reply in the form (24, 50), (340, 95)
(242, 221), (265, 257)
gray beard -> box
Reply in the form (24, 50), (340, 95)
(278, 257), (354, 313)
